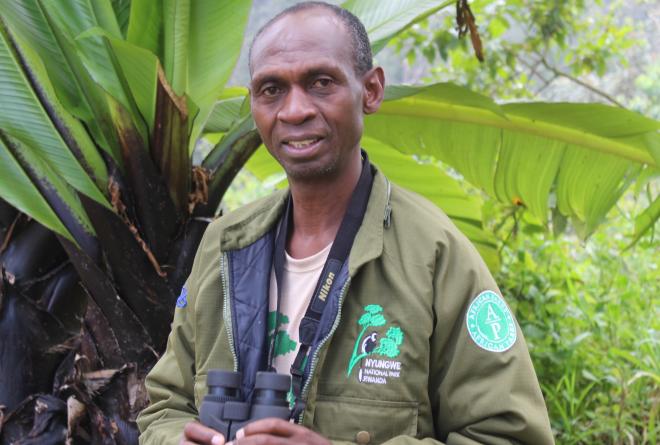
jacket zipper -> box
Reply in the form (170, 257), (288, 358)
(220, 252), (239, 372)
(298, 277), (352, 424)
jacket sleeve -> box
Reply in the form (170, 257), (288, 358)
(137, 226), (212, 445)
(426, 231), (554, 445)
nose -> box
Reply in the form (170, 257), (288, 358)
(277, 86), (316, 125)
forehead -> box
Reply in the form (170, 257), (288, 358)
(250, 9), (354, 78)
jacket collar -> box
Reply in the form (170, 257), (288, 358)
(348, 169), (388, 276)
(219, 166), (390, 275)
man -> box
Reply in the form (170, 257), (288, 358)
(137, 2), (554, 444)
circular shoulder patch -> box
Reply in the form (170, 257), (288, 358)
(466, 290), (517, 352)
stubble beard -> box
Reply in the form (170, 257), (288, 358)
(282, 155), (340, 182)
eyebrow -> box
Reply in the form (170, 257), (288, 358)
(250, 74), (281, 89)
(251, 64), (344, 88)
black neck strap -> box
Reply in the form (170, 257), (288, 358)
(270, 150), (374, 418)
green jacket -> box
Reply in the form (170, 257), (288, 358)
(137, 169), (554, 444)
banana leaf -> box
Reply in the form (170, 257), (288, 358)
(342, 0), (455, 54)
(366, 83), (659, 236)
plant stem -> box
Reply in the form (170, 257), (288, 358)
(347, 325), (369, 376)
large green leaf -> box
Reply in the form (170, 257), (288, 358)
(0, 133), (95, 247)
(365, 83), (660, 235)
(41, 0), (148, 143)
(186, 0), (251, 150)
(67, 24), (161, 145)
(110, 0), (131, 37)
(128, 0), (251, 151)
(106, 34), (159, 134)
(362, 137), (499, 269)
(162, 0), (190, 95)
(362, 137), (483, 224)
(126, 0), (162, 57)
(0, 0), (121, 161)
(343, 0), (455, 54)
(0, 0), (85, 117)
(0, 20), (109, 205)
(205, 87), (250, 133)
(0, 137), (71, 240)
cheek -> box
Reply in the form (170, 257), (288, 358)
(326, 96), (362, 131)
(252, 108), (273, 140)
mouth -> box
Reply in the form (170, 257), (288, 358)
(282, 137), (322, 149)
(280, 136), (325, 158)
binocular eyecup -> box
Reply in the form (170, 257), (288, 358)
(199, 370), (291, 441)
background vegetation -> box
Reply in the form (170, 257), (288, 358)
(391, 3), (659, 441)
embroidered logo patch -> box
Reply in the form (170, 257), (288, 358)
(347, 304), (405, 384)
(466, 290), (516, 352)
(176, 287), (188, 308)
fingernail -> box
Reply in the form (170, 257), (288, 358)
(212, 435), (224, 445)
(236, 428), (245, 439)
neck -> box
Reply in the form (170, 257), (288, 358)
(286, 152), (362, 258)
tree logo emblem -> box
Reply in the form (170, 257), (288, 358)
(466, 291), (517, 352)
(346, 304), (405, 382)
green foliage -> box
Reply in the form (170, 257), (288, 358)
(496, 198), (659, 443)
(342, 0), (454, 53)
(390, 0), (643, 102)
(381, 0), (660, 244)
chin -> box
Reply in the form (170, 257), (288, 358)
(284, 159), (339, 182)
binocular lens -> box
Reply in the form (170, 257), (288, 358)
(201, 369), (292, 440)
(207, 370), (242, 399)
(253, 372), (290, 406)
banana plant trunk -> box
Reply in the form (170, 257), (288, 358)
(0, 131), (260, 444)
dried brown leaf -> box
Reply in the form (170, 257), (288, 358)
(189, 166), (210, 214)
(456, 0), (485, 62)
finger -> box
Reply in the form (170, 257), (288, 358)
(182, 421), (225, 445)
(227, 433), (289, 445)
(181, 441), (223, 445)
(236, 418), (300, 438)
(181, 442), (224, 445)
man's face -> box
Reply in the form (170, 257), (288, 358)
(249, 10), (370, 181)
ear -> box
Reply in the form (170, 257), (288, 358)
(362, 67), (385, 115)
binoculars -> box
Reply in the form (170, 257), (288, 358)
(199, 370), (291, 440)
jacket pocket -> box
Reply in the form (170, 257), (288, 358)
(312, 395), (418, 443)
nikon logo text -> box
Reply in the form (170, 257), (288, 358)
(318, 272), (335, 302)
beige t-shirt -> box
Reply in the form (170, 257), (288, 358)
(268, 243), (332, 376)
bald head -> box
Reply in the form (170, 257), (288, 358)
(248, 2), (373, 77)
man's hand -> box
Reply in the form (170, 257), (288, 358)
(180, 421), (225, 445)
(228, 418), (331, 445)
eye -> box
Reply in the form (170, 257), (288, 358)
(261, 85), (281, 97)
(312, 77), (333, 89)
